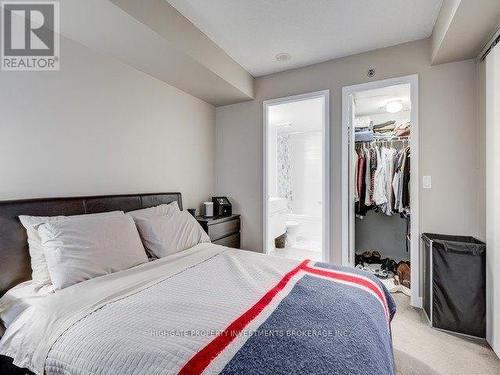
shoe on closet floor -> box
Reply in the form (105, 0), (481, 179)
(396, 262), (411, 288)
(360, 250), (382, 264)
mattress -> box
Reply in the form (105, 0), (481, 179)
(0, 243), (396, 375)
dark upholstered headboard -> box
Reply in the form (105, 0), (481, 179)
(0, 192), (182, 296)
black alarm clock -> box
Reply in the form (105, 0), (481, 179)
(212, 197), (232, 217)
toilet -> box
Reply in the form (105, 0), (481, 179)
(286, 221), (301, 246)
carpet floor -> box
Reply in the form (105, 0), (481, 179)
(391, 293), (500, 374)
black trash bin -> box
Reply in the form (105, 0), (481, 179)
(421, 233), (486, 338)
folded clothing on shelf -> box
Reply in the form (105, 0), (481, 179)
(374, 124), (396, 134)
(373, 120), (395, 130)
(369, 121), (411, 139)
(394, 122), (410, 137)
(354, 130), (374, 142)
(355, 126), (371, 133)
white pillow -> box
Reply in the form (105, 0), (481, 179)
(19, 211), (124, 286)
(133, 210), (210, 258)
(127, 201), (179, 219)
(38, 214), (148, 290)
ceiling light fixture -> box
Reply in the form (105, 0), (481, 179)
(386, 100), (403, 113)
(275, 53), (291, 62)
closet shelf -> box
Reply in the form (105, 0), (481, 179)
(356, 136), (409, 143)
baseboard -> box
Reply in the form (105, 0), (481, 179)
(488, 338), (500, 359)
(411, 296), (423, 309)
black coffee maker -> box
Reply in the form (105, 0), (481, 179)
(212, 197), (232, 217)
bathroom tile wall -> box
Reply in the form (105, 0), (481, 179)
(277, 134), (293, 211)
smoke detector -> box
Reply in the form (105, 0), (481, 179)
(275, 53), (291, 62)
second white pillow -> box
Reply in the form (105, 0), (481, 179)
(38, 214), (148, 290)
(127, 201), (179, 220)
(133, 210), (210, 258)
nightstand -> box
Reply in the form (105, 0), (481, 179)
(196, 214), (240, 249)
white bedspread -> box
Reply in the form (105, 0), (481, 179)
(0, 244), (300, 374)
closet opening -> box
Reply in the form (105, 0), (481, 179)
(342, 75), (421, 308)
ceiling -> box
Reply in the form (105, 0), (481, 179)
(269, 97), (324, 134)
(354, 84), (411, 117)
(166, 0), (443, 77)
(53, 0), (254, 106)
(431, 0), (500, 64)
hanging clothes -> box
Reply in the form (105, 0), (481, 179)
(382, 147), (397, 215)
(372, 146), (387, 207)
(370, 147), (377, 204)
(364, 147), (372, 206)
(355, 148), (370, 217)
(357, 151), (365, 202)
(401, 148), (411, 209)
(354, 140), (410, 218)
(354, 149), (359, 203)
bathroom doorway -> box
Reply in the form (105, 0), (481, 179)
(263, 90), (330, 262)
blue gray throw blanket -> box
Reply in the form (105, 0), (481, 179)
(181, 260), (397, 375)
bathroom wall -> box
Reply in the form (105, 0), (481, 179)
(267, 125), (278, 197)
(289, 132), (323, 218)
(277, 134), (292, 210)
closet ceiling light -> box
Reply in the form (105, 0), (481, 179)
(386, 100), (403, 113)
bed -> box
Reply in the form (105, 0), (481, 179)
(0, 193), (396, 375)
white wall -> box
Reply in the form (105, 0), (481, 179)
(0, 36), (216, 209)
(289, 132), (322, 217)
(216, 38), (481, 261)
(267, 125), (278, 197)
(485, 44), (500, 357)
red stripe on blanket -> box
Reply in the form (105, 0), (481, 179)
(178, 260), (309, 375)
(302, 264), (389, 320)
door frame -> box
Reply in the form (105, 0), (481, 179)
(341, 75), (421, 308)
(263, 90), (331, 262)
